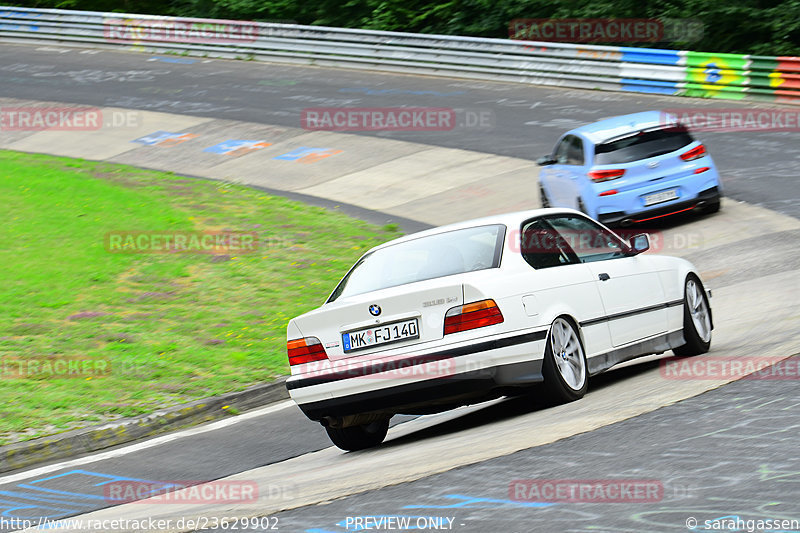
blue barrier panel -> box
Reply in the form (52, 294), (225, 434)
(620, 47), (682, 65)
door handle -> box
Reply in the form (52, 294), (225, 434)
(598, 273), (610, 281)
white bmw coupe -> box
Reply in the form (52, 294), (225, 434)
(286, 209), (712, 451)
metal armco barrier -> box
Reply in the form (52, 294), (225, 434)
(2, 6), (799, 104)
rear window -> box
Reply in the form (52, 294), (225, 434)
(594, 126), (695, 165)
(327, 224), (506, 302)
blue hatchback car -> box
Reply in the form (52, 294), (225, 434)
(537, 111), (722, 226)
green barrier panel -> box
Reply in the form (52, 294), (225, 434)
(681, 83), (748, 101)
(748, 55), (779, 73)
(748, 72), (780, 90)
(684, 52), (749, 97)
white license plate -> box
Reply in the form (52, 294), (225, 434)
(342, 318), (419, 353)
(644, 188), (679, 206)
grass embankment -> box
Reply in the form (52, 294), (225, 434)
(0, 150), (398, 444)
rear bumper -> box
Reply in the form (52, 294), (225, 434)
(292, 359), (543, 420)
(286, 330), (547, 421)
(598, 186), (721, 226)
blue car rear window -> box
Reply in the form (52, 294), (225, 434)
(594, 127), (695, 165)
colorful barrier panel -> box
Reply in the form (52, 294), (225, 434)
(0, 6), (798, 104)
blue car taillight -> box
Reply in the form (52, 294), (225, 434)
(680, 144), (706, 161)
(588, 169), (626, 183)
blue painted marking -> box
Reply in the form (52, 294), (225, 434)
(27, 469), (154, 487)
(0, 470), (187, 519)
(273, 147), (321, 161)
(620, 47), (681, 65)
(132, 131), (184, 146)
(273, 147), (340, 162)
(620, 79), (680, 95)
(0, 498), (77, 519)
(403, 494), (553, 509)
(20, 469), (175, 501)
(150, 56), (196, 64)
(0, 24), (39, 31)
(0, 490), (85, 505)
(203, 140), (264, 155)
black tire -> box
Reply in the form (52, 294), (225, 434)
(325, 418), (389, 451)
(672, 275), (712, 357)
(539, 184), (550, 208)
(542, 317), (588, 403)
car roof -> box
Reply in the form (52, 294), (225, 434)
(568, 110), (678, 144)
(368, 207), (583, 253)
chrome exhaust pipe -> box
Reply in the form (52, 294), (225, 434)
(320, 416), (339, 428)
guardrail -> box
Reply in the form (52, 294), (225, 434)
(2, 6), (799, 104)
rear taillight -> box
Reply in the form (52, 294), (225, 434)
(444, 299), (504, 335)
(694, 166), (710, 174)
(599, 189), (618, 196)
(680, 144), (706, 161)
(588, 169), (625, 182)
(287, 337), (328, 366)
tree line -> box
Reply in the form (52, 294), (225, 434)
(10, 0), (800, 55)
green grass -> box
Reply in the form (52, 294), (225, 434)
(0, 150), (400, 444)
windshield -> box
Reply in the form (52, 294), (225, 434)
(328, 224), (506, 302)
(594, 126), (695, 164)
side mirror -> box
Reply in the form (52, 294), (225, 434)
(629, 234), (650, 255)
(536, 156), (556, 166)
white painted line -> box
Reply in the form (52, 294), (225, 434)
(0, 400), (294, 485)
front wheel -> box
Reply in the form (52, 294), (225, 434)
(325, 419), (389, 451)
(672, 276), (712, 357)
(542, 317), (588, 403)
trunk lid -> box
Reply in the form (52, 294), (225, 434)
(293, 278), (464, 361)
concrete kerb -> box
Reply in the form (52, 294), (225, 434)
(0, 377), (289, 474)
